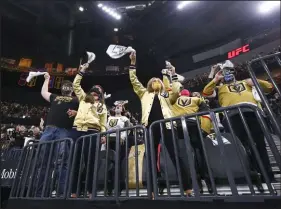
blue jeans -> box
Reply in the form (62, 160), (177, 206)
(35, 126), (71, 197)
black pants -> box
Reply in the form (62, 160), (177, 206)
(177, 121), (206, 185)
(150, 124), (192, 190)
(71, 130), (98, 194)
(222, 111), (274, 181)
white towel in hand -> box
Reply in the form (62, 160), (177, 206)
(86, 51), (96, 64)
(104, 92), (111, 99)
(114, 100), (128, 106)
(26, 72), (47, 83)
(106, 45), (135, 59)
(164, 61), (185, 83)
(252, 87), (261, 102)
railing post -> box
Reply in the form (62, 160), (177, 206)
(247, 53), (281, 136)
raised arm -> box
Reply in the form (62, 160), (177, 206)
(129, 52), (146, 98)
(73, 64), (89, 101)
(244, 78), (273, 94)
(162, 69), (172, 91)
(203, 70), (223, 97)
(41, 73), (52, 102)
(170, 76), (182, 105)
(168, 65), (182, 105)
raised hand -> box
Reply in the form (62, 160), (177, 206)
(130, 51), (136, 65)
(44, 73), (50, 80)
(214, 70), (224, 83)
(80, 63), (89, 73)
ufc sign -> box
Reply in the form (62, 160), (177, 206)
(227, 44), (250, 59)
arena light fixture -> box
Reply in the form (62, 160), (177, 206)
(258, 1), (280, 14)
(79, 6), (84, 12)
(114, 28), (118, 32)
(98, 4), (122, 20)
(177, 1), (194, 10)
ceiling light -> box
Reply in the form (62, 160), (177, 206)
(79, 6), (84, 12)
(177, 1), (194, 10)
(114, 28), (118, 32)
(258, 1), (280, 14)
(98, 3), (103, 8)
(126, 6), (136, 9)
(148, 3), (151, 6)
(98, 5), (122, 20)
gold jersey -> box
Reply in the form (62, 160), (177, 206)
(172, 96), (203, 117)
(203, 79), (273, 107)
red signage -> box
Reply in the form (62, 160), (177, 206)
(228, 44), (250, 59)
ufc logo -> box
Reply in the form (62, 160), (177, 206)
(227, 44), (250, 59)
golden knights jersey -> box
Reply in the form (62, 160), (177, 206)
(172, 96), (203, 117)
(172, 96), (212, 134)
(106, 116), (130, 139)
(203, 79), (273, 107)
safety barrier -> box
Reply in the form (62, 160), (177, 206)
(68, 125), (152, 200)
(149, 103), (280, 201)
(9, 138), (74, 199)
(7, 107), (280, 202)
(247, 51), (281, 137)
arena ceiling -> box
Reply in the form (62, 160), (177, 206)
(1, 1), (280, 72)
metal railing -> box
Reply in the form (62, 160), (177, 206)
(10, 138), (74, 199)
(68, 125), (152, 201)
(149, 103), (280, 201)
(247, 51), (281, 137)
(7, 105), (280, 202)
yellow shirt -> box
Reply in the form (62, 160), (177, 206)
(73, 73), (107, 132)
(203, 79), (273, 107)
(129, 67), (181, 128)
(172, 96), (203, 117)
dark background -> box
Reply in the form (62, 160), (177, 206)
(0, 1), (280, 108)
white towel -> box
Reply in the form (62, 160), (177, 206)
(104, 92), (111, 99)
(114, 100), (128, 106)
(106, 45), (135, 59)
(252, 86), (262, 102)
(86, 51), (96, 64)
(164, 61), (185, 83)
(222, 60), (234, 69)
(26, 72), (47, 82)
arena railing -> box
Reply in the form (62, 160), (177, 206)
(67, 125), (152, 201)
(8, 104), (280, 202)
(247, 51), (281, 137)
(149, 103), (280, 201)
(9, 138), (74, 199)
(1, 147), (22, 161)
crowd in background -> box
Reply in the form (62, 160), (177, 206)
(1, 101), (49, 119)
(1, 46), (281, 148)
(1, 123), (41, 149)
